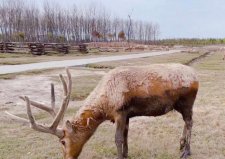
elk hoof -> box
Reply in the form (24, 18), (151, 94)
(180, 139), (186, 151)
(123, 150), (128, 158)
(123, 154), (128, 158)
(180, 150), (191, 159)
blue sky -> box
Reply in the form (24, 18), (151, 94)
(37, 0), (225, 39)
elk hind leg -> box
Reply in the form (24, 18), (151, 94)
(180, 123), (187, 150)
(175, 95), (196, 159)
(123, 118), (129, 158)
(180, 114), (193, 159)
(178, 101), (194, 158)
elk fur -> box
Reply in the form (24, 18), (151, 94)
(69, 63), (198, 159)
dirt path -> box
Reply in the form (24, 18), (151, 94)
(0, 50), (181, 74)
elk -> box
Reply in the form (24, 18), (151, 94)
(6, 64), (199, 159)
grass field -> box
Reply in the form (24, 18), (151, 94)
(0, 51), (224, 159)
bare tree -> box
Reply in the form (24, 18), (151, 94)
(0, 0), (160, 43)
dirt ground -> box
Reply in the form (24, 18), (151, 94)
(0, 50), (225, 159)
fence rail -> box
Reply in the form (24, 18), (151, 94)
(0, 42), (171, 55)
(0, 42), (88, 55)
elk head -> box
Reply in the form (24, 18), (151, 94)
(6, 69), (83, 159)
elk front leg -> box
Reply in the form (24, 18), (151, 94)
(115, 113), (127, 159)
(123, 118), (129, 158)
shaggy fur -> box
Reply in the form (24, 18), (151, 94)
(74, 63), (198, 120)
(68, 63), (199, 159)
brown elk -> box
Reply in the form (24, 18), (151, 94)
(7, 64), (199, 159)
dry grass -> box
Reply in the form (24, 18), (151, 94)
(0, 69), (56, 80)
(0, 53), (85, 65)
(86, 52), (204, 68)
(70, 75), (103, 100)
(0, 51), (225, 159)
(51, 75), (103, 100)
(0, 53), (32, 58)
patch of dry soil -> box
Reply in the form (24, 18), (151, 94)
(0, 68), (106, 120)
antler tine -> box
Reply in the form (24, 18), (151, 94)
(59, 74), (68, 96)
(25, 96), (64, 138)
(25, 96), (36, 126)
(66, 68), (72, 95)
(5, 111), (29, 124)
(19, 96), (56, 117)
(50, 68), (72, 130)
(51, 83), (56, 111)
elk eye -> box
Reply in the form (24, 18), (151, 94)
(61, 140), (66, 146)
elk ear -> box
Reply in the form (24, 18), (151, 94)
(65, 120), (74, 133)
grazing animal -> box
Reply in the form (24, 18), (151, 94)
(7, 63), (198, 159)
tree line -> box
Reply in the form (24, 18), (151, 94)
(160, 38), (225, 46)
(0, 0), (160, 44)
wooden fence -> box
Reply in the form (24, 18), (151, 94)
(0, 42), (88, 55)
(0, 42), (171, 55)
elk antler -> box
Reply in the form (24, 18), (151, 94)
(19, 83), (56, 117)
(5, 68), (72, 138)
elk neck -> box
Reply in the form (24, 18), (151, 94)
(71, 102), (107, 136)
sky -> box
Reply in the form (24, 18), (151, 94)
(37, 0), (225, 39)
